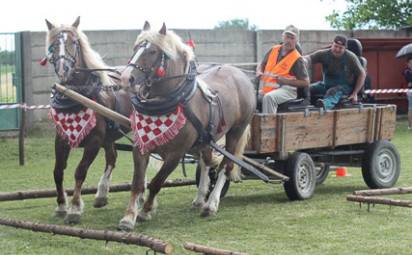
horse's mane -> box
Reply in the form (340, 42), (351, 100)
(135, 29), (194, 62)
(46, 25), (112, 86)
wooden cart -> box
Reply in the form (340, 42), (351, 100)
(240, 104), (400, 199)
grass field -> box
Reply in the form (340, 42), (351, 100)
(0, 121), (411, 254)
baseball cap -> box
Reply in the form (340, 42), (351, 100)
(333, 35), (347, 47)
(283, 25), (299, 38)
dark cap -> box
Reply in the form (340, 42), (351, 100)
(333, 35), (347, 47)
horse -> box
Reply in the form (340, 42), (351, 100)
(118, 21), (256, 231)
(45, 17), (133, 224)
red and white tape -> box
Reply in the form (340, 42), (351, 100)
(0, 104), (50, 110)
(365, 88), (412, 94)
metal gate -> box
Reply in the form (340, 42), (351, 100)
(0, 32), (23, 130)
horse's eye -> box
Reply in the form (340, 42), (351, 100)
(148, 50), (157, 55)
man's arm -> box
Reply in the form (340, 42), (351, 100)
(348, 54), (366, 102)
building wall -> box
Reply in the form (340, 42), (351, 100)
(21, 28), (410, 123)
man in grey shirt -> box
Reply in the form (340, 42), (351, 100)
(306, 35), (366, 110)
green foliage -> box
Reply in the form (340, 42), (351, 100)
(0, 50), (15, 65)
(325, 0), (412, 30)
(214, 18), (257, 31)
(0, 120), (411, 254)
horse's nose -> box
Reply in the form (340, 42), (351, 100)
(121, 67), (134, 87)
(129, 76), (135, 85)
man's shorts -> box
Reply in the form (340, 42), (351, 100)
(408, 90), (412, 110)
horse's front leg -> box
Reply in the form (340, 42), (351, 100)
(94, 142), (117, 208)
(64, 138), (101, 225)
(118, 151), (149, 231)
(138, 156), (181, 221)
(53, 135), (71, 217)
(192, 151), (212, 209)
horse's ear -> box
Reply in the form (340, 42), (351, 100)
(45, 19), (55, 31)
(72, 16), (81, 28)
(143, 21), (151, 31)
(159, 22), (167, 35)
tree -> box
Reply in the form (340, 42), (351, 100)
(324, 0), (412, 30)
(214, 18), (257, 31)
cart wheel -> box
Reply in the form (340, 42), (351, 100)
(315, 163), (330, 185)
(283, 152), (316, 200)
(195, 164), (230, 199)
(362, 141), (400, 189)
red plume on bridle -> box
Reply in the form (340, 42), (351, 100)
(39, 57), (48, 66)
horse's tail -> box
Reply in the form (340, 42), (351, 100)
(230, 124), (250, 182)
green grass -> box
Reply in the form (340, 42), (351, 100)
(0, 121), (411, 255)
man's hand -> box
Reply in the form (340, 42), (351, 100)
(348, 93), (358, 103)
(276, 76), (287, 85)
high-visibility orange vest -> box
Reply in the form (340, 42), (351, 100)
(261, 45), (301, 94)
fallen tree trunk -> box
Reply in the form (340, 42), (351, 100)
(0, 218), (173, 254)
(353, 187), (412, 196)
(184, 242), (248, 255)
(347, 195), (412, 207)
(0, 179), (195, 202)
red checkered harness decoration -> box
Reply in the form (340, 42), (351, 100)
(49, 107), (96, 148)
(130, 104), (187, 154)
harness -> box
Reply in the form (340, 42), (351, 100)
(130, 61), (225, 145)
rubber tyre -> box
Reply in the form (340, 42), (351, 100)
(283, 152), (316, 200)
(362, 141), (400, 189)
(195, 164), (230, 199)
(315, 163), (330, 185)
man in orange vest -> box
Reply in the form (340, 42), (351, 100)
(257, 25), (310, 114)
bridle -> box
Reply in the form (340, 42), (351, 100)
(127, 40), (191, 91)
(47, 31), (80, 71)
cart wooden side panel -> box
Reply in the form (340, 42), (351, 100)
(248, 105), (397, 154)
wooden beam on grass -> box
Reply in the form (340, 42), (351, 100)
(0, 218), (173, 254)
(184, 242), (248, 255)
(353, 187), (412, 196)
(347, 195), (412, 208)
(0, 179), (195, 202)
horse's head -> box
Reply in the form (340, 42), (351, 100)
(45, 17), (82, 84)
(121, 21), (194, 91)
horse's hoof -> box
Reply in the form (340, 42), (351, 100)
(64, 213), (81, 225)
(191, 201), (204, 209)
(54, 209), (67, 218)
(93, 197), (108, 208)
(200, 208), (217, 218)
(117, 220), (135, 232)
(137, 211), (152, 222)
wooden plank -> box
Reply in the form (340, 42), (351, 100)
(248, 114), (277, 153)
(334, 108), (370, 146)
(278, 115), (286, 155)
(374, 107), (383, 141)
(379, 105), (397, 140)
(283, 111), (334, 151)
(332, 111), (338, 148)
(366, 107), (376, 143)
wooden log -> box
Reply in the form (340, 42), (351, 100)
(241, 156), (289, 181)
(353, 187), (412, 196)
(53, 83), (131, 128)
(0, 179), (195, 202)
(184, 242), (248, 255)
(0, 218), (173, 254)
(347, 195), (412, 207)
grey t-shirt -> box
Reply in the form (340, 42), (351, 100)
(260, 48), (309, 81)
(308, 48), (363, 85)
